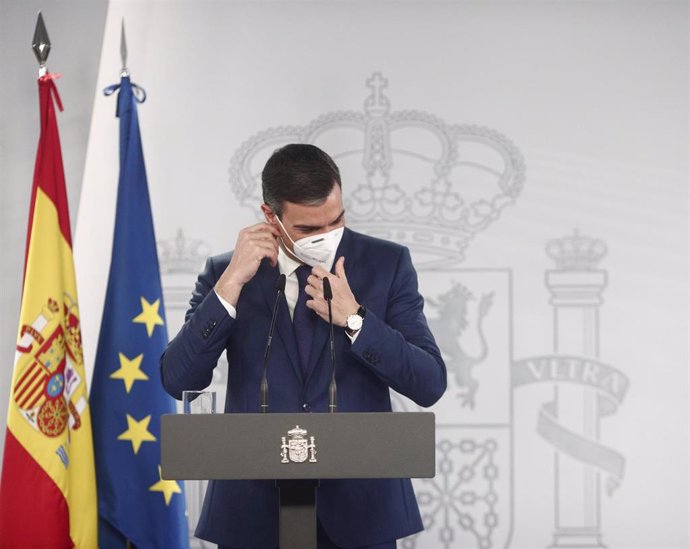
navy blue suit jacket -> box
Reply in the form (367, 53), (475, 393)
(160, 228), (446, 549)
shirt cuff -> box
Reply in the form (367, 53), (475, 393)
(345, 328), (361, 344)
(214, 290), (237, 319)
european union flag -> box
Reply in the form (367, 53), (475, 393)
(91, 76), (189, 549)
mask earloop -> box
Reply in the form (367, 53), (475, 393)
(274, 216), (297, 247)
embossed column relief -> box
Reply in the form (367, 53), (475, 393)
(514, 232), (628, 549)
(542, 233), (626, 548)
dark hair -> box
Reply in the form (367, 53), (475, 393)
(261, 144), (341, 217)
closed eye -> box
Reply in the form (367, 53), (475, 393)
(293, 209), (346, 234)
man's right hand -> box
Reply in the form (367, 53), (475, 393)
(214, 222), (281, 307)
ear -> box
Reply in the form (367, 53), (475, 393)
(261, 204), (276, 224)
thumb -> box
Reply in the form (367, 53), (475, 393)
(335, 256), (347, 280)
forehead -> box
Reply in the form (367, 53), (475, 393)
(281, 185), (344, 225)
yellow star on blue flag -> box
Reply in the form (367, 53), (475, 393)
(117, 414), (157, 455)
(149, 465), (182, 506)
(132, 296), (164, 337)
(110, 352), (148, 393)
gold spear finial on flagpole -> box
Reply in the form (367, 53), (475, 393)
(32, 12), (51, 77)
(120, 18), (129, 77)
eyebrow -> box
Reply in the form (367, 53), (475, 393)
(293, 209), (345, 232)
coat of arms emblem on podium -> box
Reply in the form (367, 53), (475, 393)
(281, 425), (317, 464)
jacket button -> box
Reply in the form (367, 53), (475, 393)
(302, 403), (311, 412)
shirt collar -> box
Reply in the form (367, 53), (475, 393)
(277, 246), (303, 277)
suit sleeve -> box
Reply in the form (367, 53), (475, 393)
(159, 256), (235, 400)
(348, 247), (447, 407)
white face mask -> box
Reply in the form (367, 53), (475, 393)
(275, 216), (344, 270)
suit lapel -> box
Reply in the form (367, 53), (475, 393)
(257, 262), (303, 384)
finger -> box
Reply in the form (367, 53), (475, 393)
(306, 274), (326, 289)
(247, 241), (278, 259)
(243, 222), (270, 234)
(248, 242), (278, 259)
(247, 229), (280, 244)
(244, 223), (281, 241)
(236, 235), (270, 252)
(246, 244), (277, 266)
(263, 222), (283, 238)
(304, 283), (322, 300)
(248, 227), (279, 239)
(246, 221), (274, 232)
(263, 223), (283, 238)
(263, 247), (278, 267)
(305, 299), (328, 321)
(247, 237), (277, 248)
(335, 256), (347, 280)
(311, 265), (330, 279)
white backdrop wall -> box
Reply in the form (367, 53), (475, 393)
(3, 2), (689, 549)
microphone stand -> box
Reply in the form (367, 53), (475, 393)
(260, 273), (286, 413)
(323, 278), (337, 413)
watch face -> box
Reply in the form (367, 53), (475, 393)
(347, 314), (363, 331)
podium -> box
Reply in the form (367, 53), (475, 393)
(161, 412), (435, 549)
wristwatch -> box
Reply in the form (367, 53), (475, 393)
(345, 305), (366, 336)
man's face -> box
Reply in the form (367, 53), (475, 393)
(262, 184), (345, 256)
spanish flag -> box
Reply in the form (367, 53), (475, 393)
(0, 75), (98, 548)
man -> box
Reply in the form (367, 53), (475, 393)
(160, 144), (447, 549)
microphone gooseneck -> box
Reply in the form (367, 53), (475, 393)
(323, 277), (337, 413)
(260, 273), (286, 413)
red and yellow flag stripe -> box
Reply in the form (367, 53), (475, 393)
(0, 75), (97, 549)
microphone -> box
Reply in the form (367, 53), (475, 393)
(323, 277), (337, 413)
(260, 273), (286, 413)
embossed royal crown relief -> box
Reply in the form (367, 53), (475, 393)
(229, 73), (525, 268)
(546, 229), (607, 271)
(158, 228), (211, 274)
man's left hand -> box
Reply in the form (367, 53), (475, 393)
(305, 257), (359, 327)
